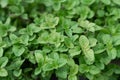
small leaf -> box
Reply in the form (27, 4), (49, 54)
(101, 0), (111, 5)
(112, 0), (120, 5)
(89, 65), (100, 75)
(34, 67), (41, 75)
(89, 38), (97, 47)
(79, 35), (90, 51)
(56, 65), (68, 79)
(112, 35), (120, 46)
(68, 75), (77, 80)
(79, 6), (90, 20)
(0, 0), (8, 8)
(95, 62), (105, 70)
(102, 34), (111, 44)
(93, 43), (105, 54)
(58, 57), (67, 68)
(70, 64), (78, 75)
(7, 59), (24, 70)
(107, 48), (117, 59)
(34, 50), (44, 66)
(12, 45), (25, 56)
(0, 57), (8, 68)
(53, 3), (61, 11)
(84, 49), (95, 65)
(0, 24), (8, 37)
(78, 20), (95, 32)
(64, 37), (74, 48)
(69, 46), (81, 57)
(42, 62), (55, 72)
(9, 33), (18, 44)
(79, 64), (89, 73)
(20, 34), (29, 45)
(13, 69), (22, 77)
(0, 68), (8, 77)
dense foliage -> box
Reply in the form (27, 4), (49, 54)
(0, 0), (120, 80)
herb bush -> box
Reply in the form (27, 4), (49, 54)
(0, 0), (120, 80)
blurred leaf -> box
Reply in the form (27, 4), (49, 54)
(79, 64), (89, 73)
(112, 0), (120, 5)
(13, 69), (22, 77)
(68, 75), (77, 80)
(34, 50), (44, 66)
(89, 65), (100, 75)
(84, 49), (95, 65)
(12, 45), (25, 56)
(0, 57), (8, 68)
(0, 0), (8, 8)
(34, 67), (41, 75)
(79, 35), (90, 51)
(101, 0), (111, 5)
(0, 68), (8, 77)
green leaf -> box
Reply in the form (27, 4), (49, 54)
(69, 46), (81, 57)
(89, 65), (100, 75)
(58, 57), (67, 68)
(95, 62), (105, 70)
(112, 35), (120, 46)
(13, 69), (22, 77)
(89, 38), (97, 47)
(12, 45), (25, 56)
(9, 33), (18, 44)
(102, 34), (111, 44)
(20, 34), (29, 45)
(93, 43), (105, 54)
(101, 0), (111, 5)
(7, 59), (24, 70)
(0, 68), (8, 77)
(68, 75), (77, 80)
(78, 20), (95, 32)
(53, 3), (61, 11)
(79, 64), (89, 73)
(72, 27), (83, 34)
(84, 49), (95, 65)
(49, 52), (59, 60)
(49, 31), (62, 47)
(112, 0), (120, 5)
(42, 62), (55, 72)
(65, 0), (77, 10)
(70, 64), (78, 75)
(107, 48), (117, 59)
(0, 0), (8, 8)
(100, 57), (111, 65)
(28, 53), (36, 64)
(64, 37), (74, 48)
(0, 57), (8, 68)
(27, 24), (41, 35)
(34, 50), (44, 65)
(40, 14), (59, 29)
(81, 0), (95, 5)
(34, 67), (41, 75)
(56, 65), (68, 79)
(0, 48), (3, 57)
(37, 31), (49, 44)
(79, 6), (90, 20)
(0, 24), (8, 37)
(79, 35), (90, 51)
